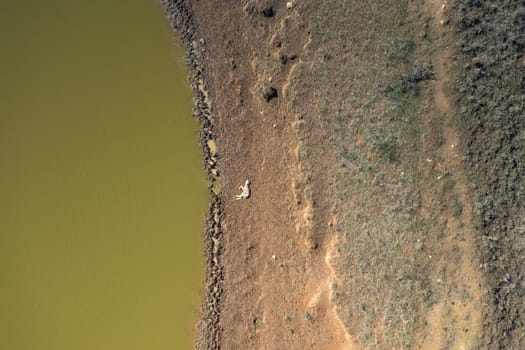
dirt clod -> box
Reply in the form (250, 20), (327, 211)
(261, 7), (275, 17)
(262, 86), (278, 102)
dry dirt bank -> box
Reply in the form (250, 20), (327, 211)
(163, 1), (351, 348)
(162, 0), (524, 349)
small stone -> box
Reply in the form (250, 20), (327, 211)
(286, 2), (293, 9)
(272, 255), (276, 260)
(262, 86), (278, 102)
(207, 139), (218, 155)
(261, 7), (274, 17)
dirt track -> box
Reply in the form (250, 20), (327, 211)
(162, 0), (525, 349)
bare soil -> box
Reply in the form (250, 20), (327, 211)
(162, 0), (525, 349)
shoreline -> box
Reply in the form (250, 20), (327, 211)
(160, 1), (222, 348)
(159, 1), (525, 348)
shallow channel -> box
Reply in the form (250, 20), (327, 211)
(0, 1), (206, 349)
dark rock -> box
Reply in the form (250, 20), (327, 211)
(262, 86), (278, 102)
(261, 7), (275, 17)
(280, 54), (288, 64)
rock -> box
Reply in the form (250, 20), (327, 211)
(440, 18), (451, 26)
(261, 7), (274, 17)
(207, 139), (218, 155)
(286, 2), (294, 9)
(280, 54), (288, 64)
(262, 86), (278, 102)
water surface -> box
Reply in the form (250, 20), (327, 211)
(0, 1), (206, 349)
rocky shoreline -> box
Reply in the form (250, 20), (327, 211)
(160, 1), (222, 348)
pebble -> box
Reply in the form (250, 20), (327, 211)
(207, 139), (218, 155)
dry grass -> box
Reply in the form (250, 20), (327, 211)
(286, 0), (461, 348)
(451, 1), (525, 348)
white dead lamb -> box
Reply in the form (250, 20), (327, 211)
(235, 180), (251, 200)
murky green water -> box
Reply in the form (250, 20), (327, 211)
(0, 1), (206, 349)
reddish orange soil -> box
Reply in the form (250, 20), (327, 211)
(188, 2), (353, 349)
